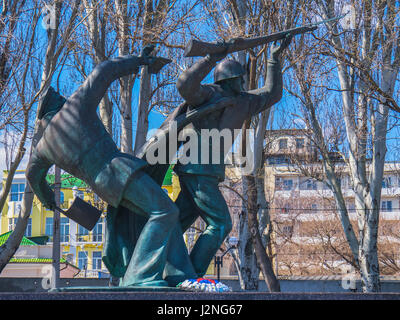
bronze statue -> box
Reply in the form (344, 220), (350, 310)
(25, 47), (196, 288)
(162, 35), (293, 277)
(26, 27), (295, 290)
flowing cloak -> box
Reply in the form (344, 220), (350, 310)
(103, 98), (237, 278)
(102, 102), (187, 277)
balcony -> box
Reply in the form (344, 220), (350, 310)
(74, 269), (110, 278)
(274, 210), (400, 222)
(75, 233), (103, 243)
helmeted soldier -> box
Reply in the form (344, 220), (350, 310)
(169, 35), (293, 277)
(25, 47), (197, 287)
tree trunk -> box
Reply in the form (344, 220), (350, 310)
(237, 190), (261, 291)
(119, 76), (134, 154)
(246, 174), (280, 292)
(115, 0), (135, 154)
(134, 67), (151, 154)
(84, 0), (113, 135)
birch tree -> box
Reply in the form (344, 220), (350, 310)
(81, 0), (114, 134)
(318, 0), (400, 292)
(284, 0), (400, 292)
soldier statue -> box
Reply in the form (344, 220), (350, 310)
(163, 35), (293, 278)
(25, 46), (197, 288)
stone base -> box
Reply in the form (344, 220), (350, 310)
(0, 291), (400, 300)
(51, 286), (181, 293)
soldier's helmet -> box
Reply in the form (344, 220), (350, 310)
(214, 59), (245, 84)
(37, 86), (66, 120)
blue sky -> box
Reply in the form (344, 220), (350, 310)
(1, 2), (399, 178)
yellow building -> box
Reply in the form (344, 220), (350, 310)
(1, 167), (215, 278)
(1, 170), (106, 278)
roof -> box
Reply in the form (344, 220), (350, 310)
(9, 258), (67, 264)
(46, 174), (88, 189)
(162, 166), (174, 186)
(0, 232), (76, 267)
(27, 236), (49, 245)
(0, 231), (39, 246)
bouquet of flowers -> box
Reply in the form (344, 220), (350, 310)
(177, 278), (232, 292)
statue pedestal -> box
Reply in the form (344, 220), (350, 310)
(50, 286), (182, 292)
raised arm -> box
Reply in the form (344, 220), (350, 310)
(69, 55), (145, 112)
(70, 45), (168, 112)
(26, 150), (55, 210)
(177, 52), (226, 106)
(247, 35), (292, 116)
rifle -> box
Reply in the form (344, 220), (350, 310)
(184, 16), (344, 57)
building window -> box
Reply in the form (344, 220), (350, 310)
(275, 177), (293, 190)
(8, 218), (17, 231)
(382, 201), (393, 212)
(77, 225), (89, 242)
(311, 204), (318, 213)
(92, 219), (103, 242)
(92, 251), (102, 270)
(282, 225), (293, 236)
(307, 179), (317, 190)
(25, 218), (32, 237)
(301, 179), (317, 190)
(10, 183), (25, 201)
(78, 251), (88, 270)
(60, 217), (69, 242)
(296, 138), (305, 149)
(267, 156), (290, 165)
(278, 138), (288, 150)
(45, 217), (53, 240)
(283, 179), (293, 191)
(382, 177), (392, 189)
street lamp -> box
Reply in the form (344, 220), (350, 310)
(214, 236), (239, 282)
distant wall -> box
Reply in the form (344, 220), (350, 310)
(0, 278), (110, 292)
(223, 279), (400, 292)
(0, 278), (399, 293)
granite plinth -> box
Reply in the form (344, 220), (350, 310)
(51, 286), (181, 292)
(0, 291), (399, 300)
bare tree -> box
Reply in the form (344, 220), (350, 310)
(0, 0), (82, 273)
(282, 0), (400, 292)
(81, 0), (114, 134)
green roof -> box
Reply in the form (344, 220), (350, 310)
(0, 232), (71, 265)
(46, 174), (88, 189)
(27, 236), (49, 245)
(47, 170), (171, 188)
(9, 257), (67, 264)
(162, 166), (174, 186)
(0, 231), (39, 246)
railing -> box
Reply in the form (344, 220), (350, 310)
(76, 233), (103, 242)
(74, 269), (110, 278)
